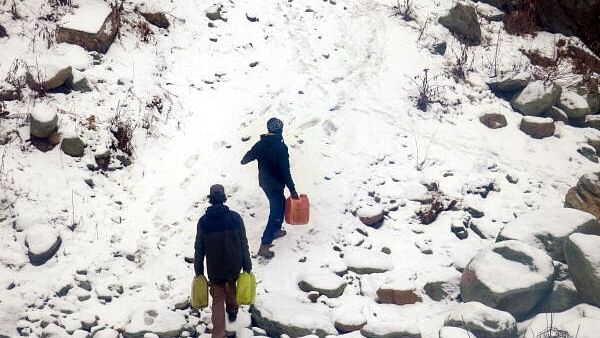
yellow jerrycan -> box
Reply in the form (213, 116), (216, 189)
(236, 272), (256, 305)
(191, 275), (209, 308)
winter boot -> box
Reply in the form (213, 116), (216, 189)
(258, 244), (275, 259)
(273, 229), (287, 239)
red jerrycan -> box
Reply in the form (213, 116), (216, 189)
(285, 194), (310, 225)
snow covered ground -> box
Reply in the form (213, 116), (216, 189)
(1, 0), (600, 337)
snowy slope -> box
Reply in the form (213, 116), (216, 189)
(1, 0), (600, 337)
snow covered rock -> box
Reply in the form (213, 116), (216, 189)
(519, 116), (555, 139)
(438, 4), (481, 46)
(357, 205), (384, 227)
(585, 114), (600, 130)
(334, 312), (367, 333)
(511, 81), (561, 116)
(0, 83), (21, 102)
(524, 304), (600, 338)
(206, 4), (227, 21)
(25, 226), (62, 266)
(298, 272), (346, 298)
(42, 323), (70, 338)
(57, 3), (119, 53)
(566, 173), (600, 219)
(438, 326), (478, 338)
(578, 144), (599, 163)
(71, 70), (92, 92)
(141, 12), (170, 29)
(496, 208), (599, 262)
(423, 270), (461, 301)
(545, 106), (569, 122)
(444, 302), (516, 338)
(123, 307), (187, 338)
(26, 61), (72, 92)
(360, 321), (421, 338)
(487, 73), (529, 97)
(534, 279), (580, 313)
(344, 248), (393, 274)
(30, 106), (58, 139)
(460, 240), (554, 319)
(250, 293), (336, 338)
(93, 328), (120, 338)
(61, 132), (86, 157)
(564, 233), (600, 307)
(479, 113), (507, 129)
(376, 280), (422, 305)
(558, 90), (592, 118)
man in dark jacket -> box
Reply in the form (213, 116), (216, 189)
(195, 184), (252, 338)
(241, 117), (298, 258)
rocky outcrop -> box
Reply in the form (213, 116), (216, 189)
(565, 172), (600, 219)
(438, 4), (481, 46)
(519, 116), (555, 139)
(57, 3), (120, 53)
(479, 113), (507, 129)
(564, 233), (600, 307)
(444, 302), (517, 338)
(460, 240), (554, 319)
(496, 208), (599, 262)
(511, 81), (561, 116)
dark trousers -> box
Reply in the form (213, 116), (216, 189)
(210, 280), (238, 338)
(261, 188), (285, 245)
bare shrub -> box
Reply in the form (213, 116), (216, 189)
(82, 115), (98, 131)
(410, 69), (441, 112)
(110, 105), (136, 156)
(5, 59), (27, 97)
(390, 0), (415, 22)
(416, 183), (458, 225)
(447, 44), (474, 82)
(33, 21), (56, 49)
(49, 0), (73, 7)
(505, 0), (539, 36)
(530, 313), (580, 338)
(524, 44), (578, 83)
(133, 20), (154, 43)
(10, 0), (21, 20)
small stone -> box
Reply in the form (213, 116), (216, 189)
(578, 145), (599, 163)
(381, 247), (391, 255)
(61, 134), (86, 157)
(519, 116), (555, 139)
(479, 113), (507, 129)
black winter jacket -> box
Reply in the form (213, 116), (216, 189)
(194, 204), (252, 282)
(241, 134), (296, 193)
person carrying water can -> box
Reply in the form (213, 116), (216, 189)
(194, 184), (252, 338)
(241, 117), (299, 258)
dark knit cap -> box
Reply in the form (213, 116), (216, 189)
(207, 184), (227, 204)
(267, 117), (284, 134)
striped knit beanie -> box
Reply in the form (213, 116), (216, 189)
(267, 117), (284, 134)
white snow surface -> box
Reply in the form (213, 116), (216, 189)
(466, 240), (554, 294)
(439, 326), (477, 338)
(1, 0), (600, 337)
(60, 1), (112, 33)
(361, 321), (420, 336)
(300, 272), (345, 291)
(30, 104), (58, 124)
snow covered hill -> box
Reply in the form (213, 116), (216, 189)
(1, 0), (600, 337)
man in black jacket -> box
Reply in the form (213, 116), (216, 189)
(195, 184), (252, 338)
(241, 117), (298, 258)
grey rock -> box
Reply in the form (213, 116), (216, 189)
(432, 42), (447, 55)
(558, 90), (592, 119)
(444, 302), (517, 338)
(25, 228), (62, 266)
(298, 273), (346, 298)
(534, 279), (580, 313)
(488, 77), (529, 97)
(479, 113), (507, 129)
(519, 116), (555, 139)
(579, 145), (599, 163)
(545, 106), (569, 123)
(141, 12), (170, 29)
(30, 109), (58, 139)
(438, 4), (482, 46)
(564, 233), (600, 307)
(61, 135), (85, 157)
(511, 81), (562, 116)
(584, 115), (600, 131)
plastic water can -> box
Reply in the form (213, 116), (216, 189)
(191, 275), (209, 308)
(285, 194), (309, 225)
(236, 272), (256, 305)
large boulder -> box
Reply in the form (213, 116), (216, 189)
(558, 90), (592, 119)
(564, 233), (600, 307)
(511, 81), (562, 116)
(496, 208), (600, 262)
(487, 73), (529, 98)
(360, 322), (421, 338)
(123, 307), (187, 338)
(25, 226), (62, 266)
(57, 2), (119, 53)
(30, 106), (58, 138)
(519, 116), (555, 139)
(479, 113), (507, 129)
(524, 304), (600, 338)
(438, 4), (481, 46)
(444, 302), (516, 338)
(26, 62), (72, 92)
(298, 272), (346, 298)
(565, 172), (600, 219)
(534, 279), (580, 313)
(460, 240), (554, 319)
(250, 293), (336, 338)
